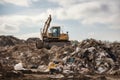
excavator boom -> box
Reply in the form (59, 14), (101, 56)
(42, 15), (52, 37)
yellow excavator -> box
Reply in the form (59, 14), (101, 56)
(36, 15), (70, 49)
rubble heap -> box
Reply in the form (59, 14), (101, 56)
(0, 36), (120, 79)
(0, 36), (24, 47)
(55, 39), (120, 75)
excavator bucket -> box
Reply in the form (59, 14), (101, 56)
(36, 40), (43, 49)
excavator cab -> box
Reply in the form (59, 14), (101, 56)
(50, 26), (60, 38)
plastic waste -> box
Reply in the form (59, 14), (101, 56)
(14, 62), (25, 70)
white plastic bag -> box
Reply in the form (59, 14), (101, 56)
(14, 62), (25, 70)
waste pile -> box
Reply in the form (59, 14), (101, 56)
(47, 39), (120, 75)
(0, 36), (24, 47)
(0, 36), (120, 79)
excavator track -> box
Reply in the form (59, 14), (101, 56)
(46, 41), (71, 48)
(36, 40), (71, 49)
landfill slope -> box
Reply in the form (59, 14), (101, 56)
(0, 36), (120, 80)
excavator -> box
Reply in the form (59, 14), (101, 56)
(36, 15), (70, 49)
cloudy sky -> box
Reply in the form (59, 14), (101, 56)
(0, 0), (120, 41)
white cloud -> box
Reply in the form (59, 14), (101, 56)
(16, 32), (41, 40)
(0, 0), (30, 7)
(0, 12), (51, 34)
(49, 0), (99, 7)
(50, 0), (120, 29)
(32, 0), (39, 2)
(0, 0), (54, 7)
(0, 0), (119, 41)
(87, 32), (120, 41)
(1, 0), (119, 30)
(0, 23), (19, 34)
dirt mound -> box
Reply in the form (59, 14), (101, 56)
(26, 38), (40, 43)
(0, 36), (24, 47)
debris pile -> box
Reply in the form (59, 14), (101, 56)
(43, 39), (119, 76)
(0, 45), (50, 69)
(58, 39), (120, 75)
(0, 36), (24, 47)
(0, 36), (120, 79)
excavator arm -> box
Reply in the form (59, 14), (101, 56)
(42, 15), (52, 37)
(36, 15), (52, 49)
